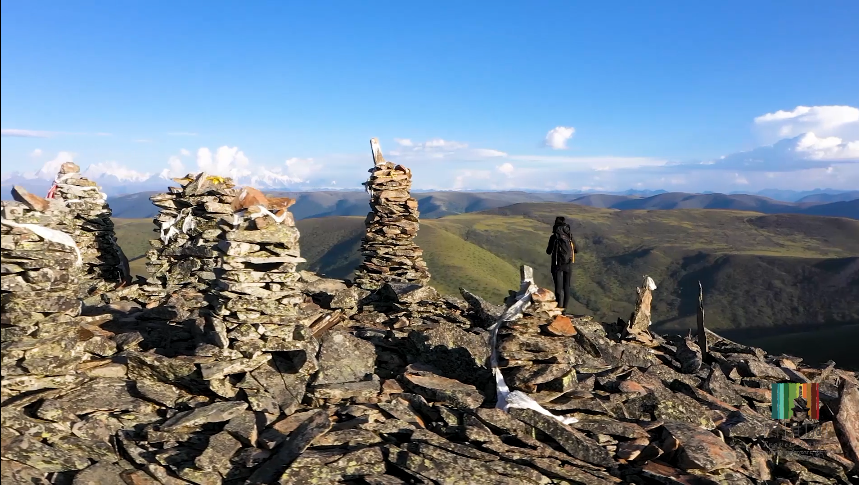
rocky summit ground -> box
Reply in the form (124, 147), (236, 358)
(2, 153), (859, 485)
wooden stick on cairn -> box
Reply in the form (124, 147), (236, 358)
(697, 281), (708, 356)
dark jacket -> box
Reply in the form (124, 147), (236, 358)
(546, 223), (578, 270)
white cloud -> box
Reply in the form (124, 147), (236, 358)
(2, 129), (52, 138)
(795, 132), (859, 160)
(544, 126), (576, 150)
(421, 138), (469, 150)
(1, 129), (112, 138)
(754, 105), (859, 141)
(159, 156), (187, 179)
(180, 148), (191, 157)
(386, 137), (505, 162)
(22, 152), (147, 183)
(197, 146), (251, 179)
(84, 161), (152, 182)
(284, 157), (323, 182)
(507, 154), (668, 171)
(157, 148), (321, 187)
(497, 162), (515, 176)
(473, 148), (508, 157)
(29, 152), (77, 179)
(733, 173), (749, 185)
(30, 149), (43, 157)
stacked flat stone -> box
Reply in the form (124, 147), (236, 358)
(143, 172), (238, 300)
(47, 162), (124, 295)
(353, 138), (430, 290)
(496, 286), (588, 395)
(211, 188), (307, 334)
(1, 199), (86, 383)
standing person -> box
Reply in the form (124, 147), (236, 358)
(546, 216), (578, 313)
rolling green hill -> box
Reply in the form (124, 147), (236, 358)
(115, 203), (859, 331)
(104, 189), (858, 220)
(114, 205), (859, 368)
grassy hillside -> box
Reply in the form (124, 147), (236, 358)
(113, 218), (155, 278)
(115, 204), (859, 337)
(103, 189), (859, 220)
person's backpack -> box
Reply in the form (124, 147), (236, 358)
(554, 225), (575, 265)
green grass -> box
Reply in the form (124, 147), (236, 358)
(415, 223), (520, 303)
(114, 204), (859, 336)
(114, 218), (156, 278)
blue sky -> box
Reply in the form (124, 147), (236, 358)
(2, 1), (858, 193)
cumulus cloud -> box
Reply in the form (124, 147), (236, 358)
(30, 149), (42, 157)
(284, 157), (323, 182)
(394, 138), (413, 147)
(733, 173), (749, 185)
(754, 105), (859, 141)
(23, 152), (148, 183)
(544, 126), (576, 150)
(196, 146), (251, 179)
(160, 156), (186, 180)
(795, 132), (859, 160)
(496, 162), (515, 176)
(180, 149), (191, 157)
(157, 147), (322, 187)
(29, 152), (77, 179)
(84, 161), (152, 182)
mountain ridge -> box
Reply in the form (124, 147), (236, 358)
(93, 189), (859, 220)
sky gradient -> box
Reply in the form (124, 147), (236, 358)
(2, 1), (858, 193)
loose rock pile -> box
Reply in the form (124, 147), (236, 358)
(353, 138), (431, 290)
(144, 173), (239, 300)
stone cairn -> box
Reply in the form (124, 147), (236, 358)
(353, 138), (430, 290)
(45, 162), (125, 296)
(1, 198), (87, 382)
(2, 195), (125, 474)
(206, 186), (316, 350)
(143, 173), (239, 302)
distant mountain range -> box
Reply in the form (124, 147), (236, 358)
(91, 189), (859, 221)
(2, 169), (856, 220)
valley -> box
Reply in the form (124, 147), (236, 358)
(115, 202), (859, 368)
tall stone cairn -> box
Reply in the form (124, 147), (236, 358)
(210, 187), (307, 342)
(1, 198), (87, 387)
(353, 138), (430, 290)
(143, 172), (238, 300)
(48, 162), (125, 295)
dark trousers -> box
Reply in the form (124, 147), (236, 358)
(552, 266), (571, 310)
